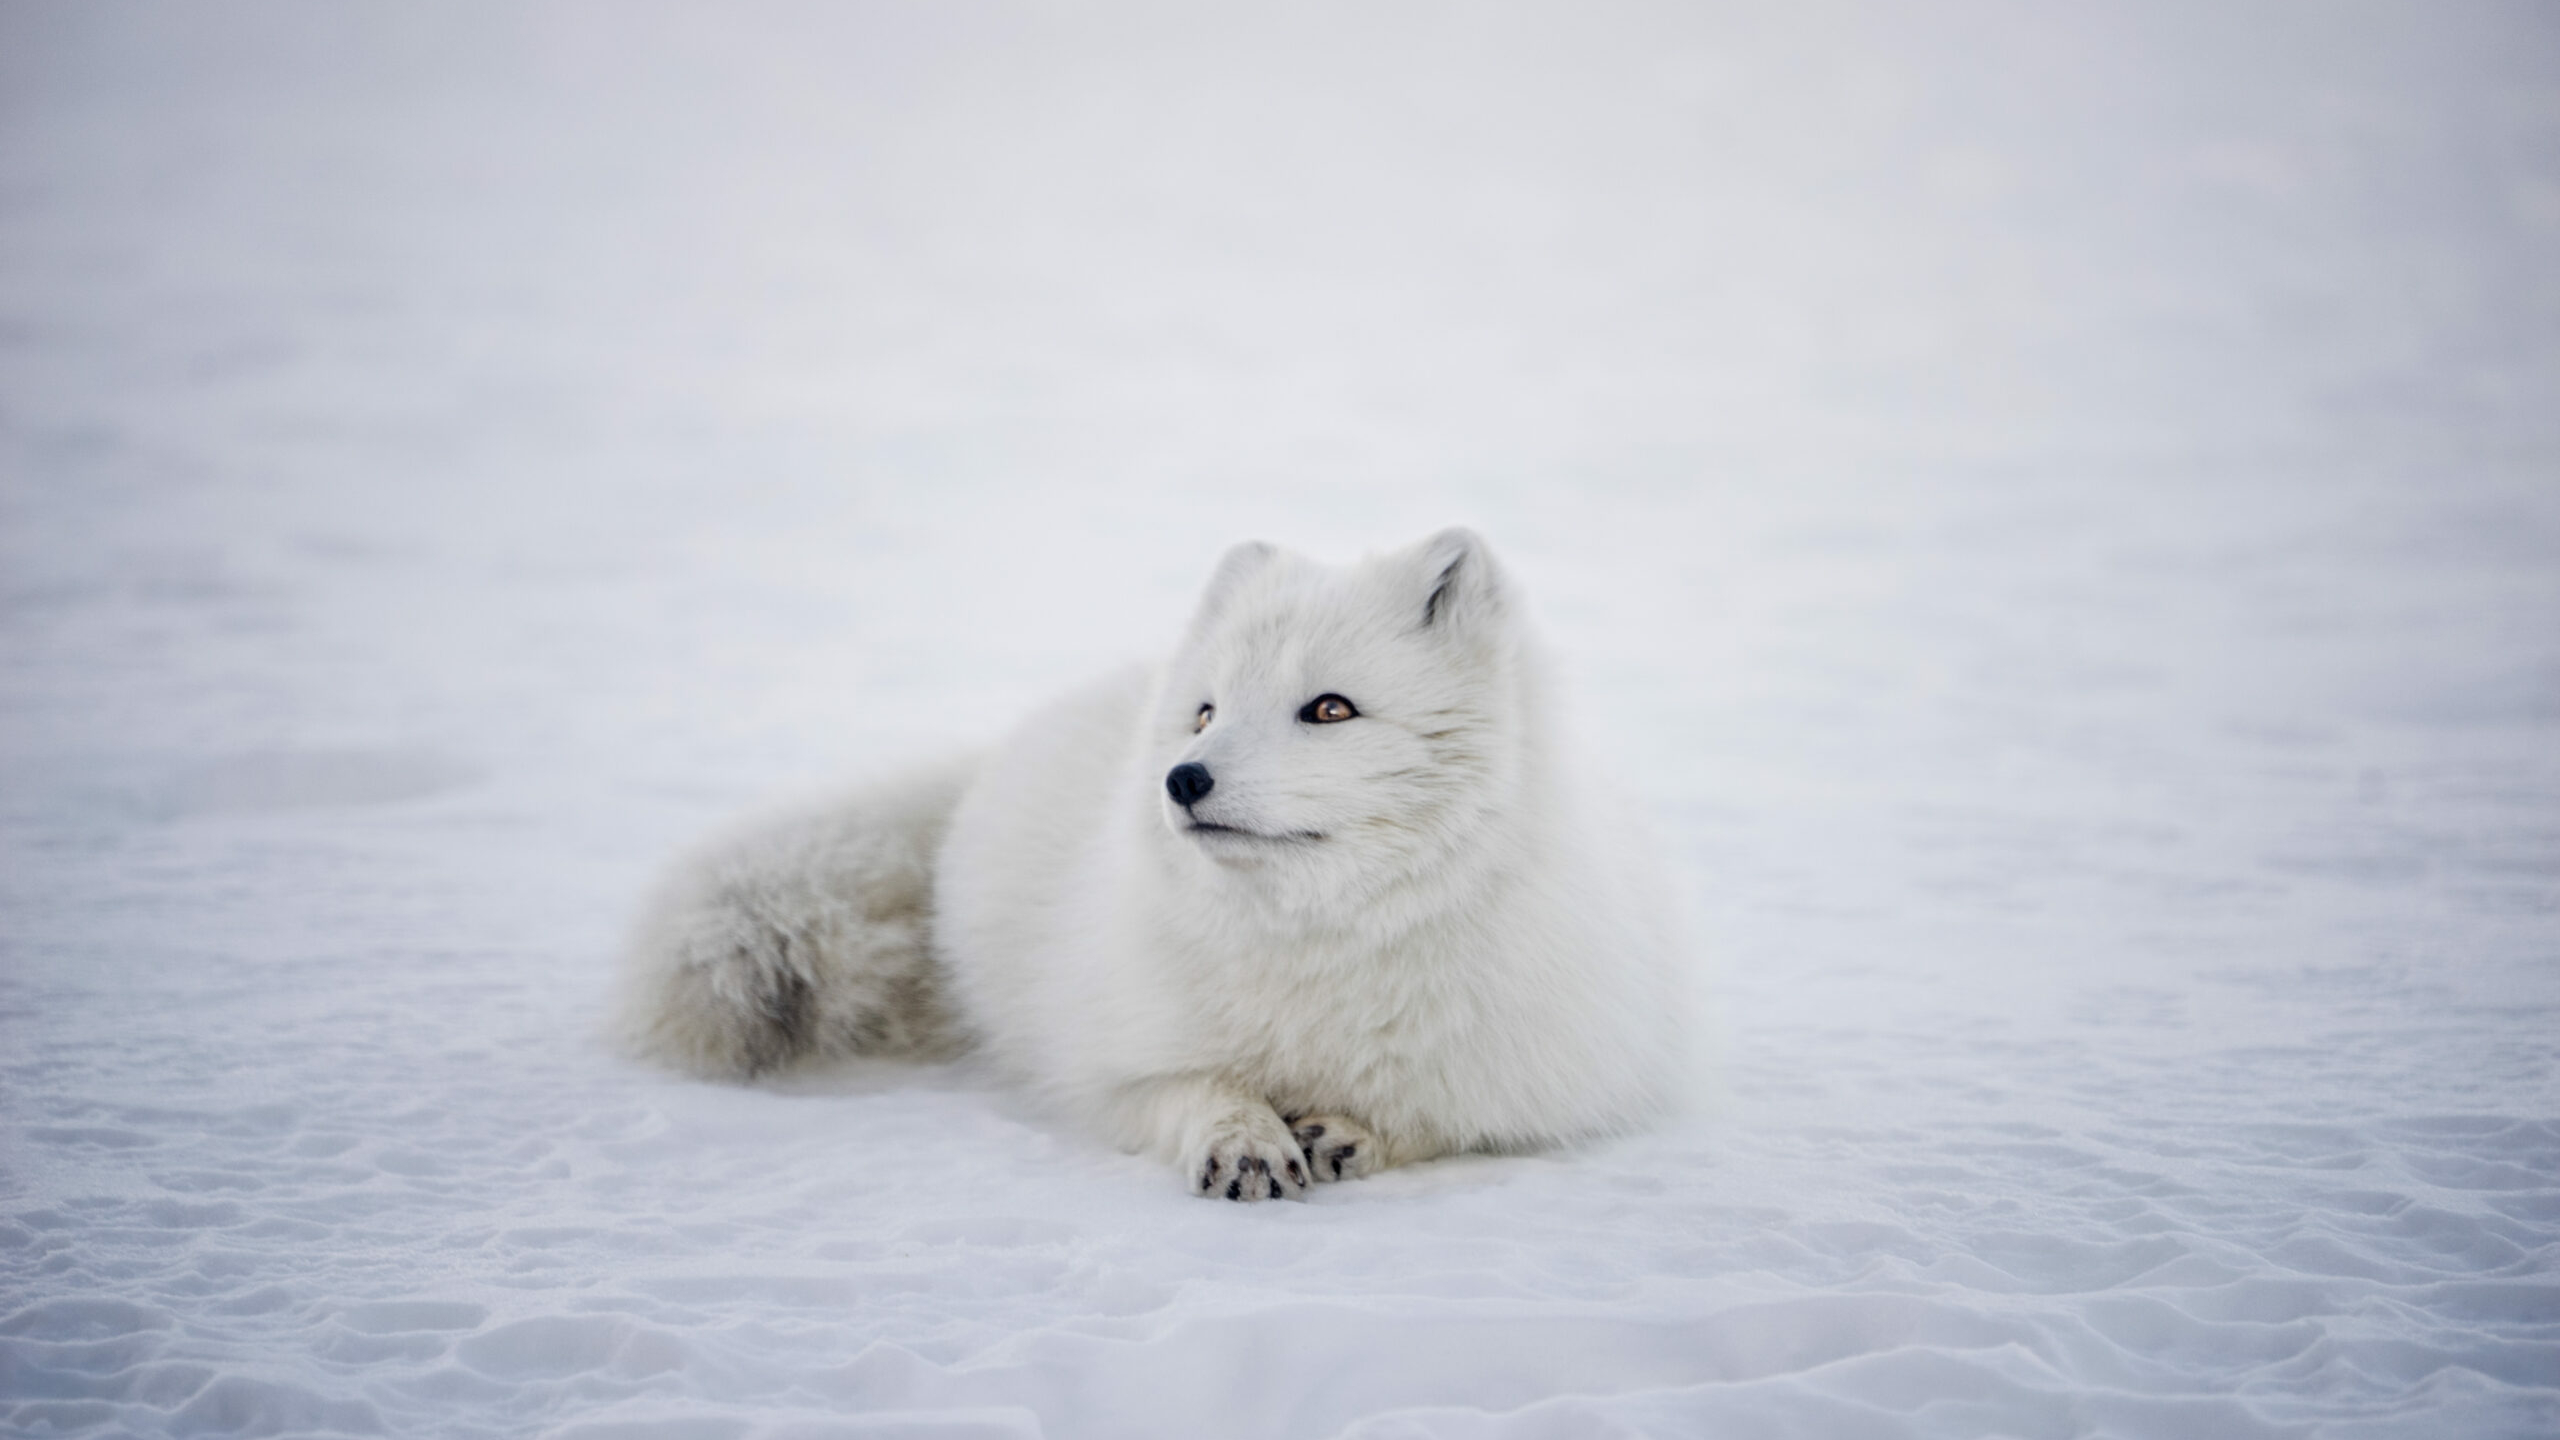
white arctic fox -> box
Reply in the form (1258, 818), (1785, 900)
(619, 528), (1694, 1200)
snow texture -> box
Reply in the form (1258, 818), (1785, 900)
(4, 3), (2557, 1436)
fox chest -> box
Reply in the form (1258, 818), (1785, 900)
(1179, 945), (1514, 1119)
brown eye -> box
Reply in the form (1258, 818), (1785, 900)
(1194, 703), (1214, 733)
(1299, 694), (1358, 724)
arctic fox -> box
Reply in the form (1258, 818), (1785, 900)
(619, 528), (1695, 1200)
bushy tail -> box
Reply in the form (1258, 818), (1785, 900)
(615, 757), (978, 1079)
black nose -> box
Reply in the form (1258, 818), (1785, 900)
(1165, 762), (1214, 807)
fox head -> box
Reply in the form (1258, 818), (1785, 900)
(1148, 528), (1532, 909)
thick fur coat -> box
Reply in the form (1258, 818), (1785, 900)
(620, 529), (1695, 1199)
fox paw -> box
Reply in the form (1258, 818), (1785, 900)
(1192, 1110), (1310, 1202)
(1284, 1112), (1379, 1183)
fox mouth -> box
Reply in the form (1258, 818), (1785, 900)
(1186, 820), (1325, 844)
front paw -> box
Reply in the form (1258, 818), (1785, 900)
(1284, 1112), (1379, 1183)
(1192, 1109), (1311, 1202)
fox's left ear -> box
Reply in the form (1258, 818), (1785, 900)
(1407, 527), (1507, 635)
(1189, 540), (1279, 632)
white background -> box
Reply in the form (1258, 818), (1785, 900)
(3, 4), (2555, 1436)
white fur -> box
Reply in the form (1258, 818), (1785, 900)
(620, 529), (1697, 1200)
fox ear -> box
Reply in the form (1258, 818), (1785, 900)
(1192, 540), (1278, 628)
(1410, 527), (1505, 634)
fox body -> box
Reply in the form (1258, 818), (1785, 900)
(620, 529), (1695, 1199)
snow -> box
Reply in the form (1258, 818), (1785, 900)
(3, 3), (2557, 1436)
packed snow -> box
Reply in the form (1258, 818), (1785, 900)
(4, 4), (2557, 1436)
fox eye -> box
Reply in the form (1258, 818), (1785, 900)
(1194, 703), (1214, 733)
(1299, 694), (1358, 724)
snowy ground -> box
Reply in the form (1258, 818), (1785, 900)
(4, 4), (2558, 1436)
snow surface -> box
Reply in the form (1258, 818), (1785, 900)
(4, 3), (2558, 1436)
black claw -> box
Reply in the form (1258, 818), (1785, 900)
(1331, 1154), (1344, 1178)
(1281, 1112), (1303, 1125)
(1200, 1158), (1220, 1190)
(1268, 1179), (1282, 1199)
(1286, 1160), (1304, 1185)
(1226, 1178), (1242, 1200)
(1298, 1123), (1325, 1141)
